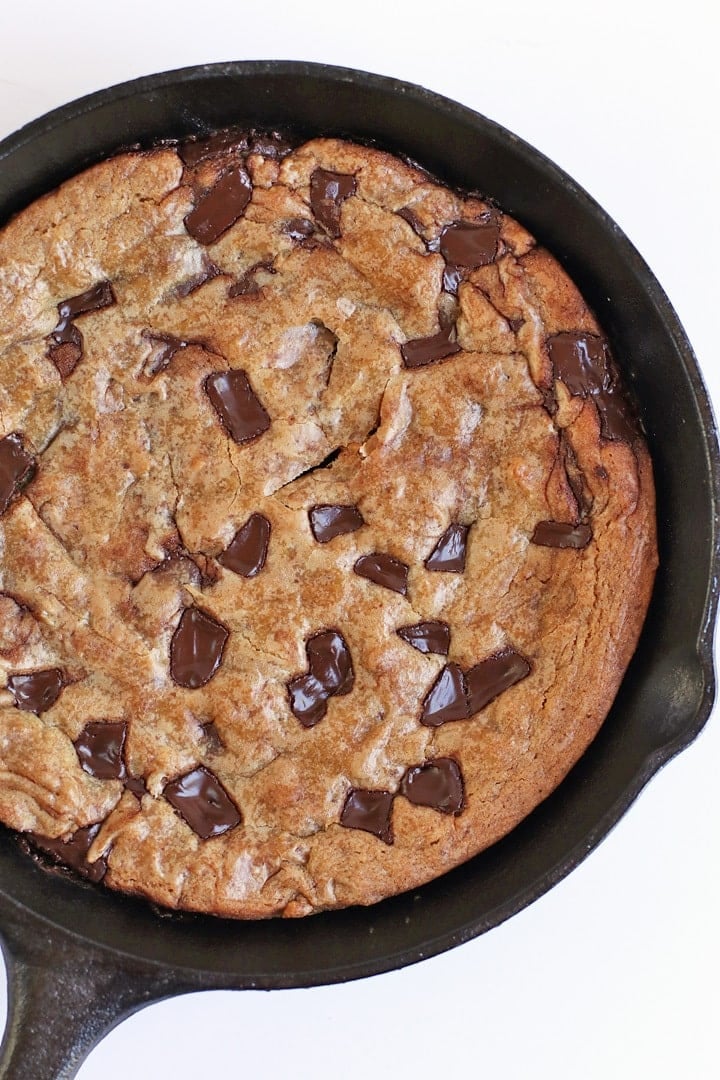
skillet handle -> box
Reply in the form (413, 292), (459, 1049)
(0, 899), (195, 1080)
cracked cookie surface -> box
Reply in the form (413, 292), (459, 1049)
(0, 132), (657, 917)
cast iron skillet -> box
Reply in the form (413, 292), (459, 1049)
(0, 61), (717, 1080)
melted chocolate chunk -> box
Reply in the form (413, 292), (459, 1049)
(310, 168), (357, 237)
(547, 332), (638, 442)
(0, 433), (35, 514)
(396, 621), (450, 656)
(340, 788), (394, 844)
(306, 630), (354, 696)
(179, 129), (249, 167)
(142, 331), (194, 375)
(442, 264), (463, 295)
(354, 553), (409, 595)
(205, 370), (271, 444)
(176, 259), (222, 297)
(288, 672), (329, 728)
(163, 765), (241, 839)
(125, 775), (148, 797)
(7, 668), (64, 714)
(170, 607), (228, 689)
(48, 281), (116, 377)
(227, 260), (275, 298)
(425, 523), (470, 572)
(309, 504), (364, 543)
(400, 758), (465, 814)
(401, 327), (462, 369)
(420, 663), (469, 727)
(27, 824), (107, 883)
(466, 648), (531, 716)
(74, 720), (127, 780)
(218, 513), (271, 577)
(284, 217), (315, 242)
(439, 222), (500, 268)
(396, 206), (424, 234)
(184, 167), (252, 245)
(531, 520), (593, 549)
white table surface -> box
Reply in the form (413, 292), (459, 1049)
(0, 2), (718, 1077)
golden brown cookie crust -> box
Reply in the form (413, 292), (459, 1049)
(0, 134), (657, 917)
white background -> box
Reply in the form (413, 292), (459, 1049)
(0, 2), (718, 1077)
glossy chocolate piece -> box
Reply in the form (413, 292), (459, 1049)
(547, 332), (638, 442)
(354, 552), (409, 595)
(205, 369), (271, 444)
(309, 504), (364, 543)
(7, 668), (64, 715)
(74, 721), (127, 781)
(184, 167), (252, 245)
(306, 630), (354, 696)
(200, 720), (225, 755)
(401, 326), (461, 369)
(163, 765), (241, 839)
(170, 607), (229, 689)
(439, 221), (500, 267)
(442, 264), (463, 295)
(396, 206), (424, 235)
(227, 260), (275, 298)
(0, 433), (35, 514)
(466, 648), (531, 716)
(124, 775), (148, 797)
(287, 672), (329, 728)
(396, 621), (450, 656)
(218, 513), (271, 577)
(27, 824), (107, 883)
(49, 281), (115, 377)
(309, 168), (357, 237)
(284, 217), (315, 242)
(531, 520), (593, 549)
(179, 129), (249, 167)
(425, 523), (470, 572)
(340, 788), (394, 844)
(421, 663), (469, 727)
(400, 758), (465, 814)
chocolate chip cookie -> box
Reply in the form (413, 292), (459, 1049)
(0, 130), (657, 916)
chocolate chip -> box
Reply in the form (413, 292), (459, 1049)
(531, 520), (593, 549)
(439, 222), (500, 268)
(400, 758), (465, 814)
(547, 332), (638, 442)
(74, 720), (127, 780)
(309, 168), (357, 238)
(401, 326), (462, 369)
(27, 824), (107, 883)
(7, 668), (64, 714)
(309, 504), (364, 543)
(508, 316), (525, 332)
(354, 553), (409, 595)
(425, 523), (470, 572)
(184, 167), (252, 245)
(466, 648), (531, 716)
(288, 630), (354, 727)
(205, 370), (271, 444)
(284, 217), (315, 242)
(0, 433), (35, 515)
(420, 663), (469, 726)
(48, 281), (116, 377)
(396, 621), (450, 656)
(170, 607), (229, 689)
(218, 513), (271, 577)
(163, 765), (241, 839)
(340, 788), (394, 844)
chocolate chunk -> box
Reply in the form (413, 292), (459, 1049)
(425, 523), (470, 572)
(125, 775), (148, 797)
(442, 264), (463, 295)
(396, 621), (450, 656)
(0, 433), (35, 514)
(466, 648), (531, 716)
(184, 167), (252, 245)
(354, 553), (409, 595)
(507, 316), (525, 332)
(396, 206), (424, 235)
(284, 217), (315, 242)
(401, 326), (462, 369)
(218, 513), (271, 577)
(288, 672), (328, 728)
(205, 370), (271, 444)
(179, 129), (249, 167)
(420, 663), (469, 726)
(201, 720), (225, 755)
(27, 824), (107, 883)
(309, 504), (364, 543)
(439, 222), (500, 268)
(400, 758), (465, 814)
(170, 607), (229, 689)
(142, 331), (192, 375)
(7, 668), (64, 714)
(247, 131), (292, 159)
(176, 259), (222, 297)
(49, 280), (116, 377)
(227, 261), (275, 298)
(531, 520), (593, 549)
(340, 788), (394, 844)
(547, 332), (638, 442)
(306, 630), (354, 696)
(163, 765), (241, 839)
(310, 168), (357, 237)
(74, 720), (127, 780)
